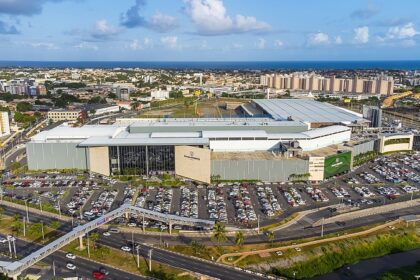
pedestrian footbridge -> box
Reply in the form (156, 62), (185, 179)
(0, 204), (214, 279)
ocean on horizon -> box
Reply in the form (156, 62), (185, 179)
(0, 60), (419, 70)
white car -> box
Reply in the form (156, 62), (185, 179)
(103, 231), (111, 237)
(66, 263), (76, 270)
(66, 253), (76, 260)
(121, 246), (131, 252)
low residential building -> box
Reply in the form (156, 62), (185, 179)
(47, 109), (84, 122)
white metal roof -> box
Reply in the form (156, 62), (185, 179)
(31, 124), (124, 141)
(150, 132), (202, 138)
(268, 125), (350, 140)
(254, 99), (363, 123)
(202, 130), (268, 138)
(78, 136), (209, 146)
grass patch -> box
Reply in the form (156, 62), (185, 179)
(270, 228), (420, 279)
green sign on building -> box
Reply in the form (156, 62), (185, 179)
(324, 151), (352, 178)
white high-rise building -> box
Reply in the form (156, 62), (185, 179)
(0, 111), (10, 137)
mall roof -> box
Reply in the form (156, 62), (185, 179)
(78, 136), (209, 147)
(31, 124), (125, 142)
(269, 125), (350, 140)
(127, 118), (304, 128)
(253, 99), (363, 123)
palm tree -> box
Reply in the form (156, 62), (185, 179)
(212, 222), (227, 245)
(235, 231), (245, 247)
(90, 232), (99, 249)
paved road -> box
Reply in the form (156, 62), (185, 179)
(0, 205), (269, 280)
(2, 203), (420, 280)
(0, 235), (147, 280)
(2, 202), (420, 246)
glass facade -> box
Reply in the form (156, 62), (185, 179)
(109, 145), (175, 175)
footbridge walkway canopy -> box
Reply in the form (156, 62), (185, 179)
(0, 204), (214, 278)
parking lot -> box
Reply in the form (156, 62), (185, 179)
(1, 152), (420, 229)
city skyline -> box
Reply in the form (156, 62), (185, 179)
(0, 0), (419, 61)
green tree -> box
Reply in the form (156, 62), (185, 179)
(212, 222), (227, 245)
(190, 240), (206, 256)
(0, 207), (3, 220)
(90, 232), (99, 249)
(235, 230), (245, 247)
(10, 161), (21, 172)
(11, 214), (22, 235)
(107, 92), (117, 99)
(50, 221), (61, 229)
(16, 102), (32, 112)
(266, 231), (274, 246)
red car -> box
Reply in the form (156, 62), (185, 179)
(92, 271), (105, 279)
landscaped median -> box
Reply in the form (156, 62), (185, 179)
(217, 220), (402, 264)
(216, 220), (420, 279)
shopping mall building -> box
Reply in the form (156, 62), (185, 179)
(26, 99), (414, 183)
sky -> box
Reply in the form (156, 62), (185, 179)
(0, 0), (419, 61)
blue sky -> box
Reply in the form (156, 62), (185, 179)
(0, 0), (419, 61)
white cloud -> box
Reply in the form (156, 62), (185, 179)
(335, 36), (343, 45)
(255, 38), (266, 49)
(30, 42), (59, 50)
(74, 42), (98, 51)
(127, 38), (153, 50)
(274, 40), (283, 48)
(387, 23), (418, 39)
(148, 11), (179, 33)
(160, 36), (178, 49)
(354, 26), (369, 44)
(129, 39), (142, 50)
(92, 19), (120, 40)
(184, 0), (271, 35)
(307, 32), (329, 45)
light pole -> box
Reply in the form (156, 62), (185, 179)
(25, 200), (29, 223)
(23, 217), (26, 237)
(41, 221), (45, 240)
(136, 246), (140, 268)
(53, 261), (56, 277)
(321, 217), (325, 237)
(12, 238), (17, 258)
(148, 249), (153, 272)
(39, 199), (42, 212)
